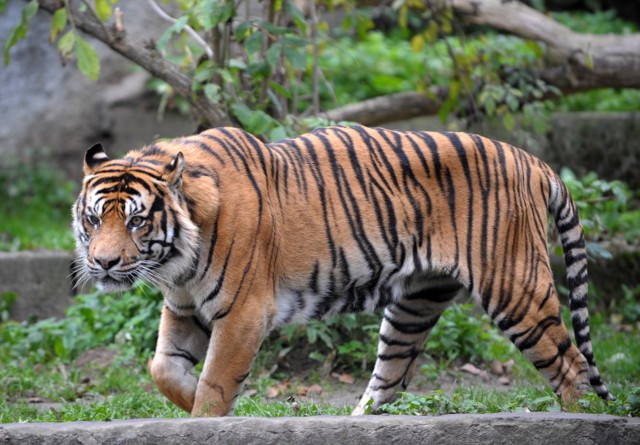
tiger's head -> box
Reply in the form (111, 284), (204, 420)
(72, 143), (199, 292)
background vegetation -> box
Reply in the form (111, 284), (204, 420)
(1, 0), (639, 421)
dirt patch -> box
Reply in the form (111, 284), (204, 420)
(265, 356), (517, 410)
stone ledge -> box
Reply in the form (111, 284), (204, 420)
(1, 413), (638, 445)
(0, 250), (77, 322)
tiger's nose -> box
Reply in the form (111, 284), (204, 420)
(95, 256), (121, 270)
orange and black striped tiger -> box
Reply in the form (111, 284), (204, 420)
(73, 125), (614, 416)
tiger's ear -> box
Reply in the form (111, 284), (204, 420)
(84, 143), (109, 175)
(164, 152), (185, 190)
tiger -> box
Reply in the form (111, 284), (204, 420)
(72, 124), (614, 416)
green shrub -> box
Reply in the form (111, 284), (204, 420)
(0, 160), (76, 251)
(0, 283), (161, 365)
(425, 304), (514, 363)
(560, 169), (640, 244)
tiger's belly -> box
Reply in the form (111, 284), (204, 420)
(273, 266), (461, 328)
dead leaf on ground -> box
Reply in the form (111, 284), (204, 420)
(459, 363), (482, 375)
(297, 384), (323, 396)
(489, 360), (504, 375)
(331, 373), (355, 384)
(266, 381), (290, 398)
(502, 359), (515, 374)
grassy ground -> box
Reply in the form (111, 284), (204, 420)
(1, 287), (638, 422)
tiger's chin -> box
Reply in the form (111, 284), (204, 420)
(96, 276), (135, 292)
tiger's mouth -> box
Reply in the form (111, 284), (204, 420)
(95, 275), (136, 292)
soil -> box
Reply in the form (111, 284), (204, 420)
(262, 355), (516, 410)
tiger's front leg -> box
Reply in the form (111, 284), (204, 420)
(150, 306), (209, 413)
(191, 296), (274, 416)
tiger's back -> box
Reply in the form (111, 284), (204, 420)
(73, 125), (613, 416)
(268, 127), (554, 323)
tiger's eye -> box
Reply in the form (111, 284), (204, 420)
(130, 216), (145, 228)
(87, 214), (100, 226)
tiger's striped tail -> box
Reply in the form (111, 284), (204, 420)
(548, 177), (615, 401)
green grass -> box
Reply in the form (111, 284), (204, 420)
(1, 287), (637, 422)
(383, 311), (640, 417)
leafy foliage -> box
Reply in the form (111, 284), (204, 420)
(0, 159), (77, 251)
(2, 0), (38, 64)
(560, 169), (640, 244)
(426, 304), (515, 364)
(0, 283), (161, 364)
(3, 1), (639, 138)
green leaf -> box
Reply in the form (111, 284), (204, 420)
(267, 42), (282, 69)
(231, 102), (255, 128)
(268, 126), (288, 142)
(249, 111), (275, 134)
(411, 34), (425, 53)
(157, 15), (188, 51)
(283, 0), (307, 30)
(247, 61), (270, 78)
(308, 351), (325, 362)
(283, 45), (306, 70)
(282, 35), (308, 47)
(2, 0), (38, 64)
(57, 30), (76, 60)
(53, 337), (66, 358)
(95, 0), (112, 21)
(263, 22), (291, 36)
(75, 36), (100, 80)
(22, 0), (38, 20)
(585, 47), (594, 70)
(228, 58), (247, 70)
(484, 96), (496, 117)
(245, 30), (263, 55)
(50, 8), (68, 43)
(203, 83), (221, 103)
(236, 21), (252, 41)
(502, 112), (515, 131)
(506, 93), (520, 112)
(269, 81), (290, 99)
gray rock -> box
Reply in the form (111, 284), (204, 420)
(0, 413), (639, 445)
(0, 2), (194, 180)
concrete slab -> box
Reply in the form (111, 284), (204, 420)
(1, 413), (638, 445)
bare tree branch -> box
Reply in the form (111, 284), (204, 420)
(323, 89), (447, 125)
(147, 0), (214, 60)
(37, 0), (229, 126)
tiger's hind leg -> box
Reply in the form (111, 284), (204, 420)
(150, 306), (210, 413)
(352, 280), (462, 415)
(478, 272), (590, 405)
